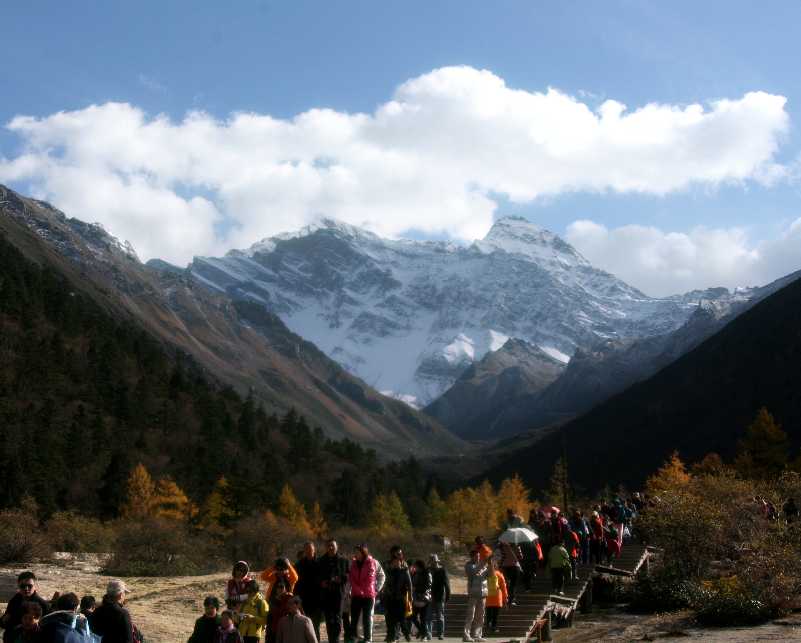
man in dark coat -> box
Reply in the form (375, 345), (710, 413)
(294, 543), (321, 642)
(89, 580), (135, 643)
(318, 539), (349, 643)
(1, 571), (49, 643)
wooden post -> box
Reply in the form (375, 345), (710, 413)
(581, 578), (593, 613)
(541, 611), (553, 642)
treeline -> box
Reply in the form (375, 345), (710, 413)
(0, 232), (442, 524)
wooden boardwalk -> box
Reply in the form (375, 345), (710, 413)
(436, 543), (650, 642)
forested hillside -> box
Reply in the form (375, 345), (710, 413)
(0, 233), (439, 522)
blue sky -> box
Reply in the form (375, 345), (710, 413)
(3, 1), (801, 295)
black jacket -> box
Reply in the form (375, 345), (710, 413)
(317, 553), (349, 609)
(188, 615), (221, 643)
(1, 593), (49, 643)
(430, 567), (450, 603)
(382, 565), (412, 602)
(294, 557), (321, 610)
(89, 598), (133, 643)
(412, 570), (432, 603)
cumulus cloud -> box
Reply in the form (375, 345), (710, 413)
(0, 65), (791, 265)
(566, 218), (801, 296)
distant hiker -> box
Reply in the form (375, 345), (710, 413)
(784, 497), (799, 524)
(547, 543), (570, 596)
(276, 597), (316, 643)
(563, 527), (580, 581)
(319, 539), (349, 643)
(589, 512), (604, 565)
(463, 549), (488, 643)
(605, 523), (621, 565)
(6, 602), (41, 643)
(88, 580), (135, 643)
(502, 509), (524, 530)
(484, 558), (507, 634)
(238, 580), (268, 643)
(382, 546), (412, 643)
(1, 572), (49, 643)
(498, 541), (522, 606)
(79, 597), (96, 620)
(188, 596), (222, 643)
(470, 537), (492, 562)
(570, 511), (590, 565)
(427, 554), (450, 641)
(216, 611), (243, 643)
(409, 560), (432, 641)
(227, 562), (253, 610)
(39, 592), (91, 643)
(348, 545), (377, 643)
(295, 542), (322, 642)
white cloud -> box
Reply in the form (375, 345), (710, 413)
(0, 66), (791, 265)
(566, 218), (801, 296)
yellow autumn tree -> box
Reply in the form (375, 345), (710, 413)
(199, 477), (237, 531)
(443, 487), (483, 544)
(366, 492), (411, 536)
(309, 501), (328, 539)
(734, 407), (789, 479)
(497, 475), (532, 523)
(474, 480), (498, 533)
(423, 488), (448, 528)
(278, 484), (312, 534)
(121, 463), (155, 518)
(152, 477), (194, 521)
(646, 451), (692, 494)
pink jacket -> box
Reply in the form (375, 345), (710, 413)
(349, 556), (378, 598)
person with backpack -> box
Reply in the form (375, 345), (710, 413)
(427, 555), (449, 641)
(238, 580), (268, 643)
(188, 596), (222, 643)
(89, 580), (136, 643)
(1, 572), (50, 643)
(483, 559), (507, 634)
(547, 543), (570, 596)
(38, 593), (94, 643)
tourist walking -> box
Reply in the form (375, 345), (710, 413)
(547, 543), (570, 596)
(484, 559), (507, 634)
(498, 541), (522, 606)
(463, 550), (488, 643)
(427, 555), (449, 641)
(295, 543), (322, 642)
(39, 593), (90, 643)
(409, 560), (432, 640)
(1, 572), (50, 643)
(188, 596), (222, 643)
(89, 580), (137, 643)
(227, 562), (253, 610)
(348, 545), (377, 643)
(319, 540), (350, 643)
(276, 597), (317, 643)
(238, 580), (268, 643)
(216, 611), (244, 643)
(382, 547), (412, 643)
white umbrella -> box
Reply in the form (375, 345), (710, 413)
(498, 527), (539, 544)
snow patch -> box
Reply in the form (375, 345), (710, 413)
(380, 390), (420, 408)
(489, 330), (510, 352)
(443, 333), (475, 363)
(540, 345), (571, 364)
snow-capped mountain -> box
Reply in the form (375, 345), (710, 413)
(190, 216), (732, 406)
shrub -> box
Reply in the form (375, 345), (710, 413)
(46, 512), (116, 552)
(225, 511), (310, 570)
(628, 565), (702, 613)
(104, 519), (223, 576)
(0, 510), (51, 563)
(694, 579), (772, 626)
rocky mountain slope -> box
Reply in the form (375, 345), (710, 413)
(190, 217), (731, 406)
(481, 269), (801, 492)
(423, 338), (566, 440)
(449, 272), (800, 439)
(0, 185), (463, 456)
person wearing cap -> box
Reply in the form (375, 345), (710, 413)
(427, 554), (449, 641)
(89, 579), (136, 643)
(276, 596), (316, 643)
(188, 596), (222, 643)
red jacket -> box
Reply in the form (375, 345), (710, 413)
(349, 557), (378, 599)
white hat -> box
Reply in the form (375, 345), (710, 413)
(107, 579), (129, 595)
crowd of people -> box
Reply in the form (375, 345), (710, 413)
(0, 498), (644, 643)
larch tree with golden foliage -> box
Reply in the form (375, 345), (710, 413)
(199, 476), (237, 531)
(152, 477), (194, 521)
(278, 484), (312, 534)
(309, 501), (328, 539)
(367, 492), (411, 536)
(121, 463), (155, 518)
(497, 475), (532, 523)
(646, 451), (691, 494)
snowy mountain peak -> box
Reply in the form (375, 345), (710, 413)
(476, 216), (589, 266)
(237, 217), (380, 258)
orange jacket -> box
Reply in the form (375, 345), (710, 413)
(261, 563), (299, 597)
(486, 570), (508, 608)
